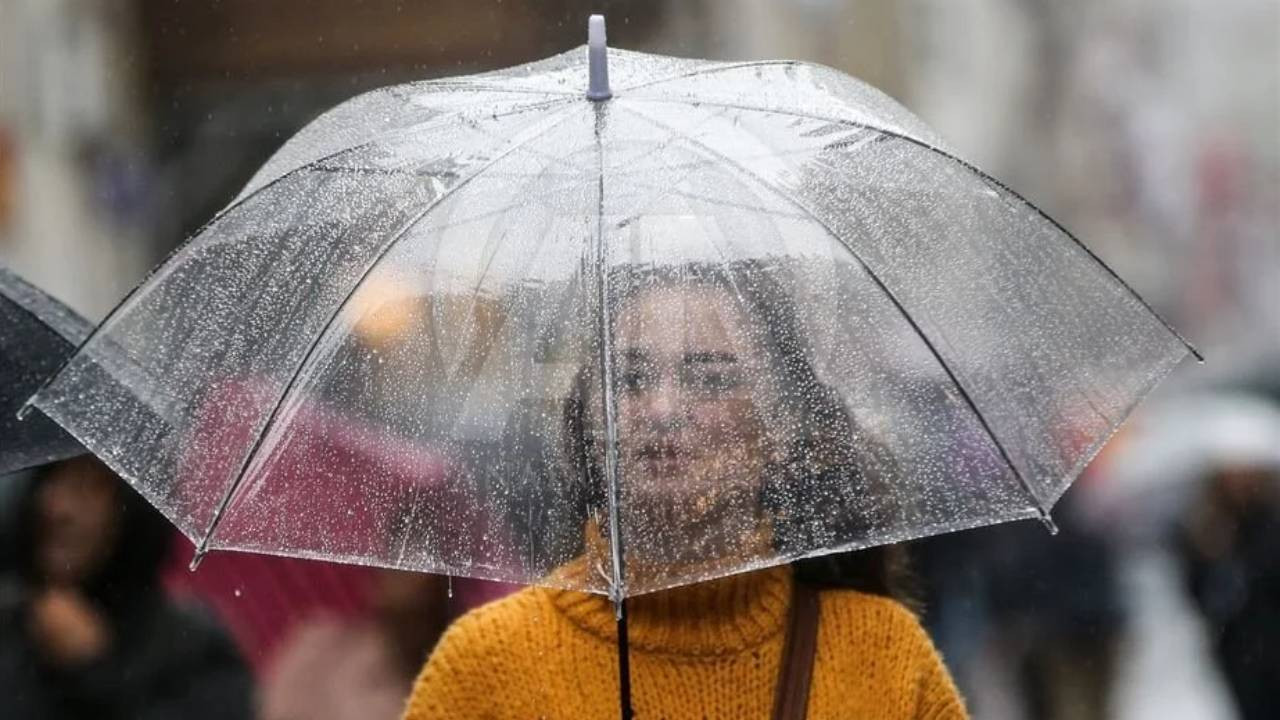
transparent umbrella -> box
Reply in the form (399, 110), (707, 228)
(2, 265), (90, 474)
(29, 15), (1196, 717)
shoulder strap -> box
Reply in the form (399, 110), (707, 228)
(773, 580), (820, 720)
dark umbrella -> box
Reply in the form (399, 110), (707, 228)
(1, 265), (90, 475)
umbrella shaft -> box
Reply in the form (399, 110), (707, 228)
(616, 597), (633, 720)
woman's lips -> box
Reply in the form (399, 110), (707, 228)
(633, 442), (691, 476)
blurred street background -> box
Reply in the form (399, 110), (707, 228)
(1, 1), (1276, 718)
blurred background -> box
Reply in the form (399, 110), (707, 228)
(0, 1), (1275, 718)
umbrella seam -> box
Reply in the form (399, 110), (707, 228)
(192, 104), (585, 561)
(618, 102), (1052, 520)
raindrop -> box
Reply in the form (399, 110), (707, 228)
(233, 588), (242, 598)
(446, 575), (454, 599)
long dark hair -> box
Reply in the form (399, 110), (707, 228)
(560, 259), (914, 601)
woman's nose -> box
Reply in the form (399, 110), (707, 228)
(642, 382), (683, 427)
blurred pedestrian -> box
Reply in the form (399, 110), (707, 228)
(0, 455), (253, 719)
(917, 492), (1125, 720)
(1175, 463), (1280, 720)
(992, 498), (1125, 720)
(260, 569), (450, 720)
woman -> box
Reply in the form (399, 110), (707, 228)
(403, 260), (967, 718)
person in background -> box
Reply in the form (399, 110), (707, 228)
(260, 569), (451, 720)
(1175, 463), (1280, 720)
(0, 455), (254, 720)
(988, 495), (1125, 720)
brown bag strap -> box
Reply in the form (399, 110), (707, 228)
(773, 580), (820, 720)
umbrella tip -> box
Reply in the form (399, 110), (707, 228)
(586, 14), (612, 101)
(1038, 512), (1059, 536)
(189, 544), (209, 572)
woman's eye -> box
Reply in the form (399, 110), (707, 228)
(685, 367), (742, 394)
(620, 368), (653, 393)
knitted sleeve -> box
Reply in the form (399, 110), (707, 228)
(910, 619), (969, 720)
(401, 611), (509, 720)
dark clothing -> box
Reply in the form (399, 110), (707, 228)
(916, 493), (1125, 720)
(0, 589), (254, 720)
(1178, 502), (1280, 720)
(0, 464), (254, 719)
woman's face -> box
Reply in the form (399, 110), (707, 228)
(612, 284), (772, 534)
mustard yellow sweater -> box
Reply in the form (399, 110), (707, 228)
(403, 563), (967, 719)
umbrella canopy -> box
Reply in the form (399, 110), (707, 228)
(30, 24), (1195, 600)
(1, 266), (90, 475)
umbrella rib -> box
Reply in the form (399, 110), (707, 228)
(627, 96), (1202, 362)
(191, 106), (583, 562)
(619, 104), (1054, 520)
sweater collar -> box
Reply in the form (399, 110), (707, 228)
(545, 561), (792, 657)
